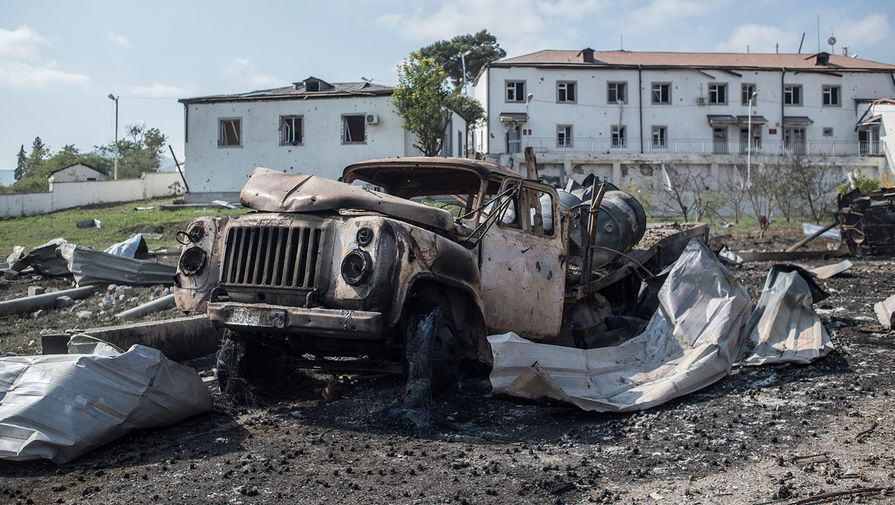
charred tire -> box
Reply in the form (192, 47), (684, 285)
(403, 302), (459, 409)
(215, 330), (281, 403)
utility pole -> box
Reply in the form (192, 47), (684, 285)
(108, 93), (119, 180)
(458, 50), (471, 95)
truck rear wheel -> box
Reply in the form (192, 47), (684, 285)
(215, 330), (281, 403)
(403, 302), (459, 409)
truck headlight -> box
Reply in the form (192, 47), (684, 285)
(179, 246), (207, 276)
(341, 250), (371, 285)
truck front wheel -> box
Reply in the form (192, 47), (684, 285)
(403, 301), (459, 409)
(215, 330), (281, 403)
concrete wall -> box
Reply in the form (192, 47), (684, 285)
(0, 172), (183, 218)
(487, 150), (889, 216)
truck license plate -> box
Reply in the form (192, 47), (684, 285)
(226, 307), (286, 328)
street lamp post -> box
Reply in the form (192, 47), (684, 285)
(108, 94), (119, 180)
(746, 91), (757, 188)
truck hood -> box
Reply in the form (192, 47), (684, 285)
(240, 167), (458, 233)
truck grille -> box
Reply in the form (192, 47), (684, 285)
(221, 226), (322, 288)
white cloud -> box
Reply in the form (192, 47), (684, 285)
(626, 0), (727, 32)
(107, 32), (130, 48)
(128, 83), (196, 97)
(836, 14), (890, 51)
(0, 25), (88, 87)
(220, 57), (285, 90)
(373, 0), (576, 56)
(715, 24), (800, 53)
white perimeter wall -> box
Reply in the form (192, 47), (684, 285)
(0, 172), (183, 218)
(184, 95), (422, 194)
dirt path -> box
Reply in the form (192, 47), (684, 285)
(1, 257), (894, 505)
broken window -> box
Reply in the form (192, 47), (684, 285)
(506, 81), (525, 102)
(607, 82), (627, 103)
(652, 83), (670, 104)
(713, 127), (728, 154)
(741, 83), (757, 105)
(342, 115), (366, 144)
(651, 126), (666, 148)
(611, 125), (626, 148)
(822, 85), (840, 106)
(279, 116), (303, 145)
(784, 127), (806, 155)
(556, 125), (572, 148)
(739, 127), (761, 153)
(708, 83), (727, 104)
(784, 85), (801, 105)
(218, 118), (241, 147)
(557, 81), (576, 103)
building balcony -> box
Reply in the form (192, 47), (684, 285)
(510, 137), (883, 157)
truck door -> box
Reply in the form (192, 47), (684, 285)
(478, 180), (566, 341)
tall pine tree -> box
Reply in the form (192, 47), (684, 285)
(14, 145), (26, 181)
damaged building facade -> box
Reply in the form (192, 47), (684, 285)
(473, 49), (895, 189)
(179, 77), (467, 202)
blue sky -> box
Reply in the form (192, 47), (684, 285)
(1, 0), (893, 171)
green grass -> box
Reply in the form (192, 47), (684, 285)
(0, 197), (249, 256)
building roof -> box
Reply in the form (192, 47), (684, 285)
(180, 77), (393, 104)
(492, 49), (895, 72)
(47, 162), (106, 177)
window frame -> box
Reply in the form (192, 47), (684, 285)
(651, 125), (667, 149)
(822, 85), (841, 107)
(741, 83), (757, 105)
(611, 125), (626, 148)
(341, 114), (367, 144)
(784, 84), (802, 105)
(607, 81), (627, 104)
(708, 83), (728, 104)
(279, 115), (304, 146)
(505, 80), (526, 103)
(556, 80), (577, 103)
(218, 117), (242, 148)
(556, 124), (573, 148)
(651, 82), (671, 104)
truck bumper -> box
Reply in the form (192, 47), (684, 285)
(206, 302), (384, 340)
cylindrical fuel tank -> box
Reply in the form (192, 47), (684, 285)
(570, 190), (647, 269)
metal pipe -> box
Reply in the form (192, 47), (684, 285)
(0, 286), (96, 317)
(114, 293), (175, 320)
(785, 221), (838, 252)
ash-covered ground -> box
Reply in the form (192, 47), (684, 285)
(1, 237), (894, 504)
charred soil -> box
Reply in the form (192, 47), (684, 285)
(1, 257), (894, 504)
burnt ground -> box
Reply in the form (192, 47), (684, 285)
(1, 235), (895, 504)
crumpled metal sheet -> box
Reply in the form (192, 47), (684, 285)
(60, 243), (175, 286)
(740, 266), (834, 365)
(103, 233), (148, 258)
(488, 240), (752, 412)
(0, 337), (212, 463)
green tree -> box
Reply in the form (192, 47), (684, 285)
(97, 123), (168, 178)
(417, 30), (506, 92)
(445, 93), (486, 128)
(27, 137), (49, 172)
(14, 145), (26, 181)
(393, 54), (453, 156)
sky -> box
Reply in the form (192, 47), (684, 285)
(1, 0), (893, 171)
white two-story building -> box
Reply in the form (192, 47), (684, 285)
(473, 49), (895, 187)
(180, 77), (467, 202)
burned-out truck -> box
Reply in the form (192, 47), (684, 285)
(174, 155), (704, 398)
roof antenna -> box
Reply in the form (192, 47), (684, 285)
(361, 76), (374, 84)
(798, 32), (805, 53)
(620, 33), (623, 50)
(776, 43), (779, 54)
